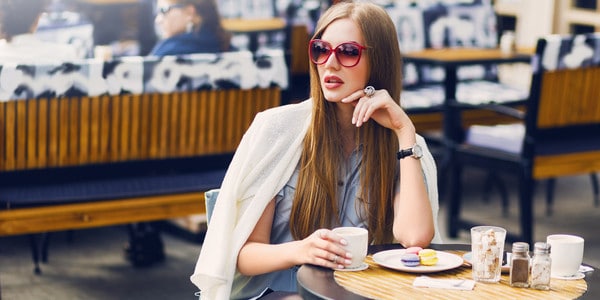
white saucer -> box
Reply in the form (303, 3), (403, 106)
(552, 272), (585, 280)
(335, 262), (369, 272)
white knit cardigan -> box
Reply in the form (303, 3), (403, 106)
(190, 99), (441, 299)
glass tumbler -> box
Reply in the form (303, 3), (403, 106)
(471, 226), (507, 283)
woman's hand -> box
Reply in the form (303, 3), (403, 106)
(297, 229), (352, 269)
(341, 87), (415, 135)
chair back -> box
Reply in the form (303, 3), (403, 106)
(204, 189), (220, 225)
(386, 2), (498, 87)
(524, 33), (600, 179)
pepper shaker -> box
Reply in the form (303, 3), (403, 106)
(510, 242), (530, 287)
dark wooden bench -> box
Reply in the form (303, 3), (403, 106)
(0, 50), (287, 272)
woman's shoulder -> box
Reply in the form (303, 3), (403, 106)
(249, 100), (312, 133)
(257, 99), (312, 120)
(151, 33), (220, 56)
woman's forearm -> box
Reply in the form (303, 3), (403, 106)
(393, 159), (434, 247)
(237, 240), (302, 276)
(393, 132), (435, 247)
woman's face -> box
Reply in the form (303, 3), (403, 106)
(317, 18), (369, 103)
(155, 0), (193, 39)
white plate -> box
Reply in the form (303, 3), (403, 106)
(372, 249), (464, 273)
(463, 252), (510, 273)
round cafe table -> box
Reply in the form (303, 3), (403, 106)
(297, 244), (599, 299)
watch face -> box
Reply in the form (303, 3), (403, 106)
(413, 144), (423, 158)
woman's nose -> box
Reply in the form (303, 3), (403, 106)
(323, 52), (340, 69)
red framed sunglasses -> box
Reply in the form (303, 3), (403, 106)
(308, 39), (367, 67)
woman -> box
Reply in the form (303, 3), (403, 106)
(191, 1), (441, 299)
(150, 0), (231, 55)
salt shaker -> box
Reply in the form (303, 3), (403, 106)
(510, 242), (530, 287)
(531, 242), (552, 290)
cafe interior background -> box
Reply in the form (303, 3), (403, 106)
(1, 0), (599, 298)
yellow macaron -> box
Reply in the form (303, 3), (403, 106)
(418, 249), (438, 266)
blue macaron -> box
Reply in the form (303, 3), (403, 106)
(401, 253), (420, 267)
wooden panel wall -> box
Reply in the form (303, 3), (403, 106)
(0, 88), (281, 172)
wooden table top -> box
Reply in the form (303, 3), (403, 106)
(335, 251), (586, 300)
(222, 18), (286, 33)
(297, 244), (598, 299)
(402, 48), (532, 65)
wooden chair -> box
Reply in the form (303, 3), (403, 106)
(447, 33), (600, 245)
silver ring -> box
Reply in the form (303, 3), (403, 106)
(332, 255), (338, 264)
(364, 86), (375, 97)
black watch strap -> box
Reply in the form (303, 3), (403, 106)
(397, 148), (413, 159)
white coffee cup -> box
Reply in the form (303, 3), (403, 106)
(546, 234), (585, 278)
(332, 227), (368, 269)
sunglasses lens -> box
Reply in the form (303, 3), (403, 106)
(309, 40), (364, 67)
(310, 40), (331, 64)
(336, 43), (361, 67)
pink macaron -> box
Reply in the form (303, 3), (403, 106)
(405, 246), (423, 255)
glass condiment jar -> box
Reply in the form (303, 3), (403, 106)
(500, 30), (516, 54)
(509, 242), (530, 287)
(531, 242), (552, 290)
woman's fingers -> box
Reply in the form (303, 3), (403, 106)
(343, 88), (407, 130)
(356, 96), (376, 127)
(352, 90), (381, 127)
(310, 229), (351, 268)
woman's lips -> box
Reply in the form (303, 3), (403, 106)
(323, 75), (343, 89)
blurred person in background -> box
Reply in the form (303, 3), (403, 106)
(127, 0), (234, 266)
(150, 0), (232, 55)
(0, 0), (79, 63)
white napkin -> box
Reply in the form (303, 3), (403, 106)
(413, 276), (476, 290)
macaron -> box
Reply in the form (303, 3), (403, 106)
(418, 249), (438, 266)
(405, 246), (423, 255)
(401, 253), (421, 267)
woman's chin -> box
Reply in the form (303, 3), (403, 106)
(322, 91), (346, 103)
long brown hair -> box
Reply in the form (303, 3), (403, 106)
(289, 1), (403, 244)
(177, 0), (232, 51)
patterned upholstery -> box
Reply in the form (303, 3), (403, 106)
(387, 1), (497, 52)
(385, 1), (498, 88)
(538, 33), (600, 71)
(0, 49), (288, 101)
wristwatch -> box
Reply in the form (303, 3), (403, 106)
(397, 143), (423, 160)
